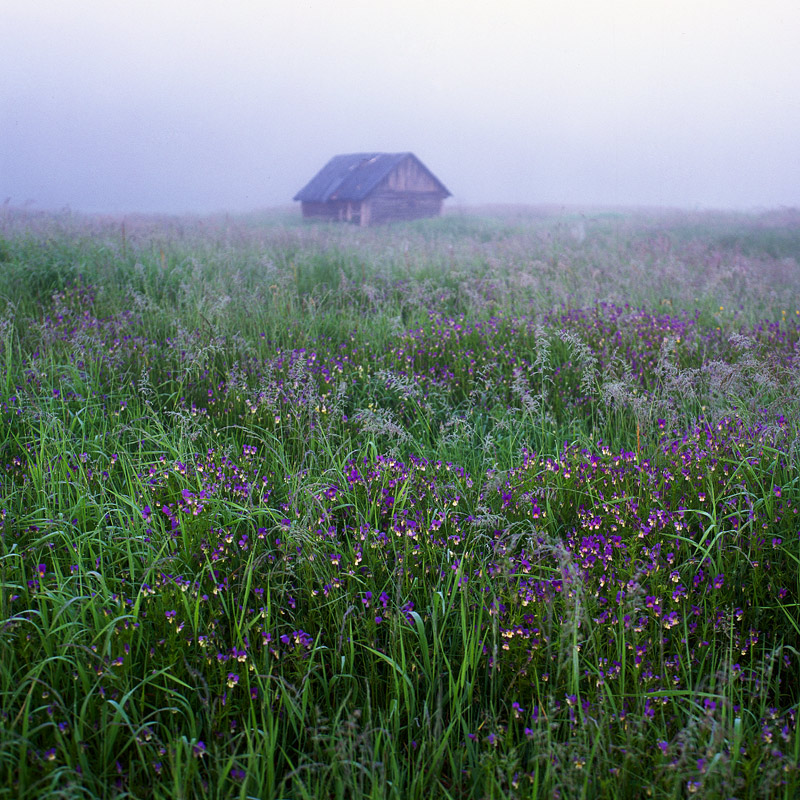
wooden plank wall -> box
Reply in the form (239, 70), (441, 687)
(301, 201), (362, 223)
(385, 157), (440, 192)
(365, 193), (443, 224)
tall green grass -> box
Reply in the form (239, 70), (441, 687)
(0, 206), (798, 798)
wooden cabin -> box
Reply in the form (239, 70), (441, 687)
(293, 152), (451, 226)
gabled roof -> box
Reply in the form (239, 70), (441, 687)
(293, 152), (450, 203)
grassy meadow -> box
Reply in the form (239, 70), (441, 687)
(1, 205), (799, 799)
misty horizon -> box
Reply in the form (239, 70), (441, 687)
(3, 1), (799, 216)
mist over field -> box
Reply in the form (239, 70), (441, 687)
(2, 0), (800, 214)
(2, 3), (800, 796)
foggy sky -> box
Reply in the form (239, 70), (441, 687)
(2, 0), (799, 214)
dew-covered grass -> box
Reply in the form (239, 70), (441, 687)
(0, 205), (799, 798)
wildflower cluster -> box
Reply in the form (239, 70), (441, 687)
(1, 210), (799, 798)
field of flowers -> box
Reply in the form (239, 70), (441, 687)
(1, 206), (799, 798)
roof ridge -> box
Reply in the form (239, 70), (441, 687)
(293, 152), (449, 203)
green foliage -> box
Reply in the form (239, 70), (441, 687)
(0, 207), (799, 798)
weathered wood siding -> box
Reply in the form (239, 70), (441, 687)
(384, 156), (441, 192)
(360, 155), (446, 224)
(301, 200), (364, 223)
(301, 201), (336, 220)
(364, 193), (443, 225)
